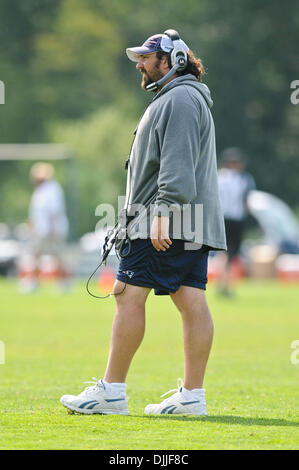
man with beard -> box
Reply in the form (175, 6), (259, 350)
(61, 31), (226, 416)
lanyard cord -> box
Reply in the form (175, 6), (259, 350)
(85, 101), (153, 300)
(85, 252), (127, 299)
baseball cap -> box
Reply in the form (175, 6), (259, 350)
(126, 33), (189, 62)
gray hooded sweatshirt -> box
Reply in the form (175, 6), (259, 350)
(125, 73), (227, 250)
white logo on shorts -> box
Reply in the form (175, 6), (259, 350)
(122, 270), (134, 279)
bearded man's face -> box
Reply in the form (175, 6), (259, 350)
(136, 53), (164, 90)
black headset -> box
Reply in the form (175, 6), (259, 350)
(164, 29), (188, 70)
(146, 29), (188, 92)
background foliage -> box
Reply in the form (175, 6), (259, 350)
(0, 0), (298, 236)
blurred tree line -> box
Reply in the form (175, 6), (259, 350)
(0, 0), (298, 236)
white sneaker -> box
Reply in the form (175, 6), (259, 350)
(60, 378), (129, 415)
(144, 378), (207, 416)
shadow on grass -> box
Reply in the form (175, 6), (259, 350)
(135, 415), (299, 427)
(62, 409), (298, 427)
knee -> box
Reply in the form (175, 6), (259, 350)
(113, 281), (126, 300)
(180, 302), (213, 325)
(208, 314), (214, 334)
(113, 281), (130, 309)
(113, 281), (147, 311)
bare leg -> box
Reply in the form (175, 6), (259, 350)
(221, 254), (232, 290)
(104, 281), (151, 383)
(216, 252), (235, 297)
(170, 286), (214, 390)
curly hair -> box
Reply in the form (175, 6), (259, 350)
(156, 49), (205, 82)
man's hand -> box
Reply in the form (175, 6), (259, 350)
(150, 215), (172, 251)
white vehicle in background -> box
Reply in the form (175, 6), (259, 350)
(247, 190), (299, 254)
(0, 223), (20, 276)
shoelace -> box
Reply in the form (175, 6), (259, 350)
(160, 378), (184, 399)
(82, 377), (104, 393)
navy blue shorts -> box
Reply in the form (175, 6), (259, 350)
(116, 238), (209, 295)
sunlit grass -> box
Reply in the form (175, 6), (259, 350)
(0, 279), (298, 449)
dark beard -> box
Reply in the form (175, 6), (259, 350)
(140, 62), (163, 91)
(141, 70), (153, 89)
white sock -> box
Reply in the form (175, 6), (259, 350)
(182, 386), (205, 400)
(102, 380), (126, 395)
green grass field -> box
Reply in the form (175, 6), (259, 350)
(0, 278), (298, 450)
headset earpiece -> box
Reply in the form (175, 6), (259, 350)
(163, 29), (188, 72)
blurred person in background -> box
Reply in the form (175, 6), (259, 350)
(19, 162), (69, 293)
(217, 147), (256, 297)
